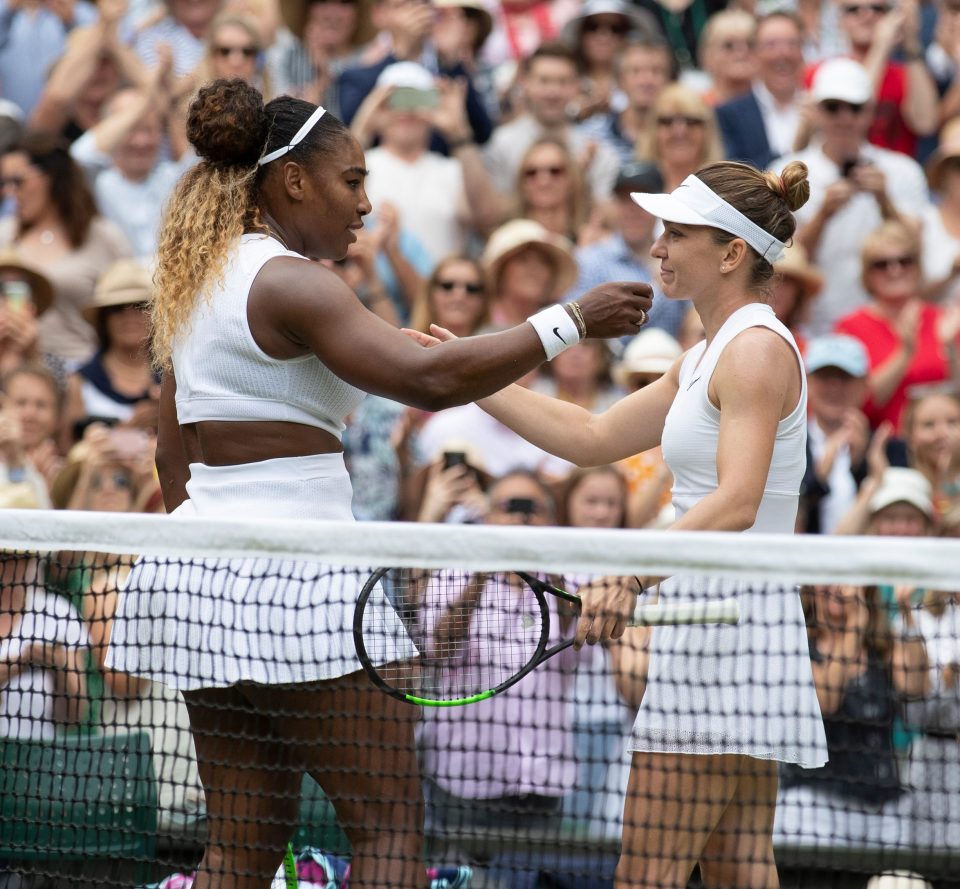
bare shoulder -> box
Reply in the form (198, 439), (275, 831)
(723, 325), (798, 373)
(715, 326), (800, 400)
(248, 255), (362, 356)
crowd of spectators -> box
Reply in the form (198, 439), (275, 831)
(0, 0), (960, 882)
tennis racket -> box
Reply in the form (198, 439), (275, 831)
(353, 568), (739, 707)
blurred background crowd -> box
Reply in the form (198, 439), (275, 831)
(1, 0), (960, 880)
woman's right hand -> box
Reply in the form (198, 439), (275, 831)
(575, 282), (653, 339)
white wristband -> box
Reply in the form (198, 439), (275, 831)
(527, 304), (581, 360)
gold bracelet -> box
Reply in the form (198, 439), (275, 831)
(568, 301), (587, 339)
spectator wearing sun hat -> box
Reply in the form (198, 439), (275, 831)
(0, 249), (60, 380)
(268, 0), (377, 115)
(479, 218), (577, 331)
(568, 161), (688, 338)
(63, 259), (160, 440)
(558, 0), (659, 125)
(771, 244), (823, 355)
(774, 57), (930, 337)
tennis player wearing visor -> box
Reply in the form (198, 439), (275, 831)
(413, 161), (829, 889)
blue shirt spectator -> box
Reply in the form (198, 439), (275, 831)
(0, 0), (98, 115)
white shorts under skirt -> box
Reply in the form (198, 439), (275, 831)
(105, 454), (417, 690)
(629, 576), (828, 769)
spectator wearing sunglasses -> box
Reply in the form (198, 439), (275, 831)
(576, 35), (673, 167)
(805, 0), (938, 158)
(635, 82), (723, 192)
(775, 58), (929, 337)
(835, 221), (960, 431)
(514, 137), (592, 244)
(483, 42), (620, 201)
(715, 11), (806, 170)
(558, 0), (659, 124)
(696, 9), (756, 107)
(195, 12), (271, 96)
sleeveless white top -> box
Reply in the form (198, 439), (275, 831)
(171, 234), (366, 439)
(662, 301), (807, 536)
(630, 302), (828, 768)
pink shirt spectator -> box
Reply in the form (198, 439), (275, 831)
(835, 303), (951, 431)
(417, 571), (579, 800)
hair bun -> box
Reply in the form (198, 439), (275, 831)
(766, 161), (810, 213)
(186, 79), (268, 168)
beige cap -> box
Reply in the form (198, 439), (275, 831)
(481, 219), (578, 300)
(82, 259), (153, 325)
(613, 328), (681, 386)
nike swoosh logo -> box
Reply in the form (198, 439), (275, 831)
(553, 327), (566, 343)
(687, 375), (701, 390)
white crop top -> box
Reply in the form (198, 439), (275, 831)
(661, 302), (807, 535)
(171, 234), (366, 439)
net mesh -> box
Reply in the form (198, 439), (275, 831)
(0, 509), (957, 889)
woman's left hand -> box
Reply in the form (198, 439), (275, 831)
(574, 575), (640, 649)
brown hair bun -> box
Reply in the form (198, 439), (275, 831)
(763, 161), (810, 213)
(186, 78), (268, 168)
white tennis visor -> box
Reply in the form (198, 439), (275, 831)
(631, 174), (786, 264)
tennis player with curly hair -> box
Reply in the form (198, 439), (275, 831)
(103, 77), (651, 889)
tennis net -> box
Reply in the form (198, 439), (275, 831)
(0, 508), (957, 889)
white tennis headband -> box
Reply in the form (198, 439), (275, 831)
(631, 174), (786, 263)
(258, 104), (327, 167)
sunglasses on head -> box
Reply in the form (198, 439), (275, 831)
(868, 254), (916, 272)
(523, 165), (566, 179)
(435, 279), (483, 294)
(842, 2), (889, 13)
(820, 99), (867, 115)
(656, 114), (706, 128)
(214, 45), (258, 58)
(583, 18), (630, 35)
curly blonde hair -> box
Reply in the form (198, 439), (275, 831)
(150, 79), (350, 368)
(152, 164), (261, 368)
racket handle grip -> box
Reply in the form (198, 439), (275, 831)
(629, 597), (740, 626)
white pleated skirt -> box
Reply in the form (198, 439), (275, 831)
(105, 454), (417, 690)
(629, 575), (828, 769)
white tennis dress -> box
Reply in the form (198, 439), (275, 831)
(630, 303), (828, 768)
(105, 234), (417, 690)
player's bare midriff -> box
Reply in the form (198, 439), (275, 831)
(180, 420), (343, 467)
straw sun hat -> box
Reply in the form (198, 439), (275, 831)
(278, 0), (376, 45)
(82, 259), (153, 326)
(774, 244), (823, 302)
(480, 219), (578, 301)
(0, 248), (54, 315)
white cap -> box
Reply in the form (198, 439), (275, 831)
(375, 61), (436, 91)
(868, 468), (934, 519)
(811, 57), (873, 105)
(614, 328), (682, 386)
(632, 174), (786, 263)
(865, 872), (934, 889)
